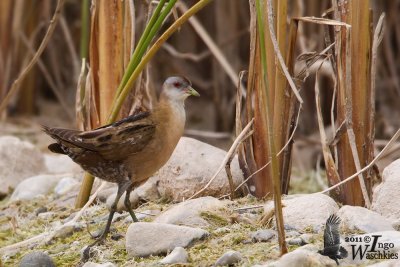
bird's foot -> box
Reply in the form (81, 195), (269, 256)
(81, 230), (109, 262)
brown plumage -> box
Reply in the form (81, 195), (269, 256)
(43, 76), (199, 261)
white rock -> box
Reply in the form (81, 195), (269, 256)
(155, 137), (244, 201)
(215, 250), (242, 266)
(264, 193), (339, 232)
(82, 262), (116, 267)
(9, 174), (69, 202)
(338, 205), (394, 233)
(125, 222), (208, 257)
(267, 249), (336, 267)
(44, 154), (81, 174)
(154, 196), (226, 227)
(159, 247), (188, 264)
(372, 159), (400, 222)
(54, 177), (80, 196)
(0, 136), (46, 198)
(251, 229), (276, 242)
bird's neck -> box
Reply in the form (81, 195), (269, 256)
(156, 94), (186, 127)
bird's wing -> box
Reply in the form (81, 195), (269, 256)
(323, 214), (341, 254)
(43, 112), (156, 161)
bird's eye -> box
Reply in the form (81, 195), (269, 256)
(173, 82), (181, 88)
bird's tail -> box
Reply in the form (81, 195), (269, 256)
(339, 246), (348, 258)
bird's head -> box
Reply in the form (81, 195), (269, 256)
(161, 76), (200, 102)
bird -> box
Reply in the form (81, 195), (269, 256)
(42, 76), (199, 260)
(318, 214), (348, 265)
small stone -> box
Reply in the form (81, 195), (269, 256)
(97, 187), (117, 203)
(214, 227), (231, 235)
(82, 262), (116, 267)
(125, 222), (208, 257)
(288, 237), (304, 246)
(154, 196), (226, 227)
(159, 247), (188, 264)
(35, 206), (48, 216)
(215, 250), (242, 266)
(19, 251), (55, 267)
(251, 229), (276, 242)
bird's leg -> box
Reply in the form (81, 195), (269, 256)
(82, 181), (131, 262)
(124, 182), (138, 222)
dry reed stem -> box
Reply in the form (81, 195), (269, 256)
(176, 1), (239, 87)
(0, 0), (65, 114)
(321, 126), (400, 194)
(234, 104), (301, 192)
(314, 58), (343, 200)
(266, 0), (303, 104)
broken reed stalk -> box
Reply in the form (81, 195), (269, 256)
(0, 0), (65, 115)
(76, 0), (213, 208)
(334, 0), (373, 206)
(255, 0), (287, 255)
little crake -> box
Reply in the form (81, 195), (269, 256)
(43, 76), (199, 261)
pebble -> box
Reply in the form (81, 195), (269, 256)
(19, 251), (55, 267)
(251, 229), (276, 242)
(215, 250), (242, 266)
(125, 222), (208, 257)
(159, 247), (188, 264)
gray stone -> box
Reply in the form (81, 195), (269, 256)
(251, 229), (276, 242)
(154, 196), (226, 227)
(338, 205), (394, 233)
(54, 176), (80, 196)
(159, 247), (188, 264)
(82, 262), (116, 267)
(215, 250), (242, 266)
(19, 251), (55, 267)
(0, 136), (46, 198)
(288, 237), (304, 246)
(44, 154), (81, 174)
(372, 159), (400, 222)
(264, 193), (339, 232)
(155, 137), (244, 201)
(267, 249), (336, 267)
(9, 174), (70, 202)
(125, 222), (208, 257)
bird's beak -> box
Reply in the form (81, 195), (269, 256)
(186, 86), (200, 97)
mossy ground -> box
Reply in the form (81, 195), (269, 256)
(0, 171), (358, 267)
(0, 193), (308, 267)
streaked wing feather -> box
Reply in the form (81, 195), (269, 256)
(42, 112), (156, 161)
(323, 214), (341, 254)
